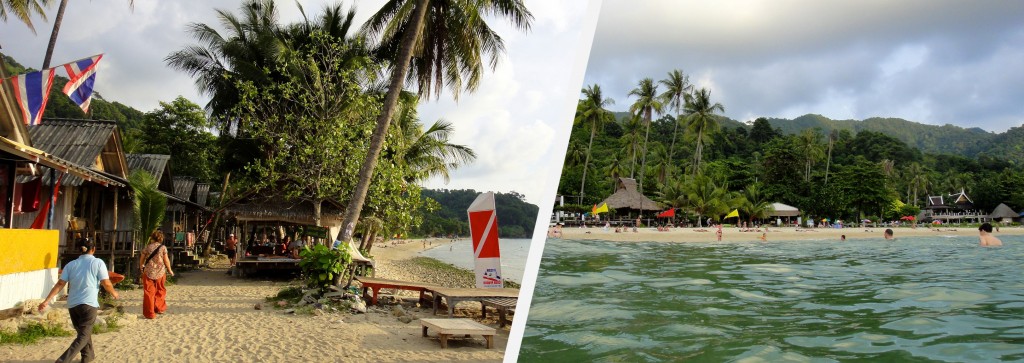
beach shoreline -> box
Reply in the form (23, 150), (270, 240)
(0, 237), (507, 362)
(555, 225), (1024, 243)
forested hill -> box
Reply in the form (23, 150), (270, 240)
(608, 108), (1023, 164)
(765, 114), (995, 157)
(413, 189), (540, 239)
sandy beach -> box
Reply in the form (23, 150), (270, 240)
(556, 225), (1024, 242)
(0, 239), (507, 363)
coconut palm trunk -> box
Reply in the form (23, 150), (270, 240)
(338, 0), (428, 243)
(40, 0), (69, 69)
(579, 125), (596, 203)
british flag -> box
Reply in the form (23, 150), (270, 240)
(62, 54), (103, 113)
(9, 69), (57, 126)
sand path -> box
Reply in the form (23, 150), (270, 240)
(1, 244), (505, 362)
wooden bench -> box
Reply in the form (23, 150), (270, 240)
(429, 287), (519, 318)
(420, 318), (496, 349)
(355, 276), (441, 306)
(480, 297), (516, 328)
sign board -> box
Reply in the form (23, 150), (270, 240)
(467, 192), (502, 288)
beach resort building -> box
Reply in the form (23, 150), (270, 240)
(920, 189), (987, 224)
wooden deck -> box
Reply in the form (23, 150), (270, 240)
(355, 276), (441, 305)
(420, 318), (496, 349)
(429, 287), (519, 318)
(235, 257), (301, 276)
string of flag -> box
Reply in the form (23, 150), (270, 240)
(7, 54), (103, 126)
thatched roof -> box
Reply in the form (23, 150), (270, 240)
(769, 202), (800, 217)
(222, 191), (345, 225)
(599, 178), (661, 211)
(989, 203), (1018, 219)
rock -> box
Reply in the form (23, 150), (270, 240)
(119, 314), (137, 327)
(95, 316), (106, 328)
(19, 299), (44, 314)
(398, 316), (413, 324)
(352, 301), (367, 314)
(328, 285), (341, 292)
(276, 301), (288, 307)
(0, 318), (20, 333)
(283, 309), (295, 314)
(391, 305), (406, 317)
(254, 303), (263, 310)
(323, 291), (345, 299)
(313, 309), (325, 316)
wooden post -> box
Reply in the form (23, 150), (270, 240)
(111, 187), (118, 273)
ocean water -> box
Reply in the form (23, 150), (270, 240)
(519, 236), (1024, 362)
(419, 238), (532, 283)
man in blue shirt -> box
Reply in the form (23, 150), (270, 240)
(38, 238), (120, 363)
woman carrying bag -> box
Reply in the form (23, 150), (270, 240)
(139, 230), (174, 319)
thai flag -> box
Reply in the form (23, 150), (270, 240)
(62, 54), (103, 113)
(9, 69), (57, 126)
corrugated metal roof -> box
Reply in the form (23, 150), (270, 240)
(194, 183), (211, 206)
(126, 154), (174, 193)
(173, 176), (197, 200)
(29, 119), (122, 186)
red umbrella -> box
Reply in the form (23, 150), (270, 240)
(657, 208), (676, 218)
(900, 215), (915, 221)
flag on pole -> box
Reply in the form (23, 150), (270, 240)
(467, 192), (503, 288)
(657, 208), (675, 218)
(9, 69), (57, 126)
(593, 203), (609, 214)
(725, 209), (739, 219)
(62, 54), (103, 113)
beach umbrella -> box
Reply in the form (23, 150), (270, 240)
(900, 215), (915, 221)
(932, 220), (943, 224)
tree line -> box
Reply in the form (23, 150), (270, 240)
(562, 69), (1024, 226)
(412, 189), (539, 238)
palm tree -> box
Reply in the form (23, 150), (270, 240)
(648, 143), (672, 186)
(620, 113), (644, 177)
(398, 118), (477, 184)
(628, 78), (663, 212)
(737, 183), (773, 224)
(824, 129), (838, 185)
(2, 0), (52, 34)
(606, 155), (624, 186)
(685, 173), (729, 227)
(341, 0), (533, 243)
(42, 0), (134, 68)
(575, 84), (615, 203)
(797, 129), (824, 182)
(906, 162), (929, 205)
(658, 69), (692, 166)
(684, 88), (724, 175)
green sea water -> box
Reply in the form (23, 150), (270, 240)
(519, 236), (1024, 362)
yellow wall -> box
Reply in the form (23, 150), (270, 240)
(0, 229), (59, 275)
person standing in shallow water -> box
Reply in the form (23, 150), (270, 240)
(978, 222), (1003, 247)
(884, 229), (894, 240)
(38, 238), (120, 363)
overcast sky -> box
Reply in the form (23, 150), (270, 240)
(1, 0), (594, 206)
(586, 0), (1024, 133)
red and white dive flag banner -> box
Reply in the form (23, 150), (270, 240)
(467, 192), (503, 288)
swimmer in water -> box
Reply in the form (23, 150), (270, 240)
(978, 222), (1002, 247)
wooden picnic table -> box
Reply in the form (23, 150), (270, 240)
(480, 297), (517, 328)
(355, 276), (441, 305)
(429, 287), (519, 318)
(420, 318), (496, 349)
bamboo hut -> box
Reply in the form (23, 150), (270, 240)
(599, 178), (661, 213)
(921, 188), (986, 223)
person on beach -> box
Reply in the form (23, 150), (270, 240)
(716, 225), (723, 241)
(140, 231), (174, 319)
(883, 229), (894, 240)
(38, 238), (120, 363)
(225, 233), (238, 268)
(978, 223), (1003, 247)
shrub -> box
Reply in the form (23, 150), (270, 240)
(298, 244), (351, 292)
(0, 322), (72, 345)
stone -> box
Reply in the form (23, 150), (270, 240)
(0, 318), (20, 333)
(283, 309), (295, 314)
(352, 301), (367, 314)
(19, 299), (44, 315)
(254, 303), (263, 310)
(398, 316), (413, 324)
(323, 291), (345, 299)
(391, 305), (406, 317)
(313, 309), (325, 316)
(276, 301), (288, 307)
(94, 316), (106, 328)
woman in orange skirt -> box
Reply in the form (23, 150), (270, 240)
(139, 231), (174, 319)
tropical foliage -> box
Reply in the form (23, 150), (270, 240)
(129, 170), (167, 241)
(560, 71), (1024, 225)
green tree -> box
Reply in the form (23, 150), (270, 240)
(129, 170), (167, 242)
(620, 113), (644, 178)
(737, 183), (773, 223)
(575, 84), (615, 202)
(1, 0), (52, 33)
(797, 129), (824, 182)
(684, 88), (724, 175)
(627, 77), (663, 210)
(658, 69), (692, 166)
(139, 97), (219, 182)
(685, 173), (729, 227)
(341, 0), (533, 243)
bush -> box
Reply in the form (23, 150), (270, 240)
(0, 322), (72, 345)
(298, 244), (351, 292)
